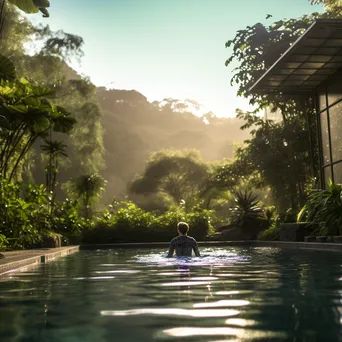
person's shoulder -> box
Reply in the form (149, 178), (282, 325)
(170, 236), (179, 243)
(187, 236), (197, 242)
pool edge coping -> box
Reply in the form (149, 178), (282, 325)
(0, 246), (80, 277)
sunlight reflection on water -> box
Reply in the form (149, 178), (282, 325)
(1, 247), (342, 341)
(101, 308), (240, 318)
(160, 326), (287, 339)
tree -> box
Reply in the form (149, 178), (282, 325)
(66, 174), (107, 218)
(130, 150), (210, 211)
(310, 0), (342, 15)
(0, 0), (51, 41)
(0, 56), (76, 181)
(41, 139), (68, 196)
(0, 6), (104, 194)
(223, 10), (339, 210)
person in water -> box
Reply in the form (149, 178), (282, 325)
(167, 222), (200, 257)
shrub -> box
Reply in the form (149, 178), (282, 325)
(0, 181), (49, 249)
(0, 180), (87, 249)
(229, 189), (264, 228)
(82, 201), (213, 244)
(297, 179), (342, 236)
(257, 221), (280, 241)
(0, 234), (8, 251)
(51, 199), (85, 244)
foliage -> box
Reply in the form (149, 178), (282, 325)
(83, 201), (213, 244)
(0, 180), (48, 248)
(297, 179), (342, 236)
(310, 0), (342, 15)
(130, 150), (211, 209)
(50, 198), (85, 243)
(229, 189), (264, 227)
(0, 54), (16, 79)
(41, 139), (68, 196)
(8, 0), (50, 17)
(222, 9), (332, 211)
(65, 173), (107, 218)
(0, 233), (8, 250)
(99, 87), (250, 201)
(264, 205), (276, 223)
(225, 11), (335, 105)
(0, 178), (86, 249)
(0, 76), (75, 181)
(257, 221), (280, 241)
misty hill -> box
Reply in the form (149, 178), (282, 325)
(96, 88), (250, 201)
(28, 60), (250, 203)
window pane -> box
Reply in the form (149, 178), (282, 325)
(333, 162), (342, 184)
(324, 166), (332, 187)
(319, 89), (327, 111)
(327, 80), (342, 106)
(328, 102), (342, 163)
(320, 111), (330, 164)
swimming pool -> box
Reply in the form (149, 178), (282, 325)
(1, 246), (342, 341)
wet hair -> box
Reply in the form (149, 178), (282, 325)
(177, 222), (189, 235)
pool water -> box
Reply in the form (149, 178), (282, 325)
(1, 247), (342, 341)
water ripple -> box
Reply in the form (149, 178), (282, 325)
(1, 247), (342, 341)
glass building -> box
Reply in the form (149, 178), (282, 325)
(250, 20), (342, 188)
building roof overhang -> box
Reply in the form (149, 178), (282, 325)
(249, 20), (342, 94)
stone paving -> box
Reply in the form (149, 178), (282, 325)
(0, 246), (79, 276)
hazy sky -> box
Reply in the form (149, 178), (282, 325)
(28, 0), (323, 117)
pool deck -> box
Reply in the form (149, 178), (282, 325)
(0, 246), (79, 276)
(2, 241), (342, 276)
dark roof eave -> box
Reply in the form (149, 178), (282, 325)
(248, 21), (317, 93)
(248, 19), (342, 94)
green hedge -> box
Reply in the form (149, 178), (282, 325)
(82, 202), (213, 243)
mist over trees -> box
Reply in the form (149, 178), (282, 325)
(0, 1), (250, 216)
(2, 0), (338, 250)
(98, 88), (250, 201)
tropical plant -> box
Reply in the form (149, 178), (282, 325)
(66, 173), (107, 218)
(51, 198), (84, 243)
(257, 221), (280, 241)
(0, 233), (8, 251)
(0, 78), (75, 181)
(41, 139), (67, 194)
(230, 189), (263, 228)
(297, 179), (342, 236)
(0, 53), (76, 181)
(8, 0), (50, 17)
(0, 180), (50, 249)
(264, 205), (276, 224)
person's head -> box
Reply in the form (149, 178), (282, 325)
(177, 221), (189, 235)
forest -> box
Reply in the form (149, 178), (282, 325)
(0, 0), (341, 252)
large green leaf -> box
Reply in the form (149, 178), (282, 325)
(8, 0), (50, 17)
(0, 54), (16, 80)
(8, 0), (39, 13)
